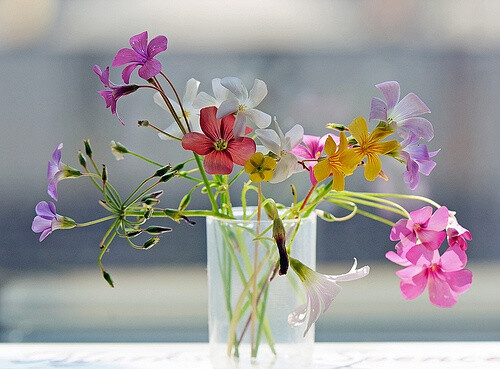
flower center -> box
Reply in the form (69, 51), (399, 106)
(414, 223), (422, 232)
(430, 263), (439, 272)
(214, 139), (228, 151)
(238, 104), (247, 112)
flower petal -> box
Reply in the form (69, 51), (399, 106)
(369, 97), (388, 122)
(112, 48), (142, 67)
(269, 153), (298, 183)
(204, 150), (233, 174)
(245, 109), (272, 129)
(138, 59), (162, 80)
(247, 79), (267, 107)
(397, 117), (434, 142)
(416, 229), (446, 250)
(410, 206), (433, 225)
(183, 78), (200, 105)
(212, 78), (229, 102)
(329, 259), (370, 282)
(158, 122), (183, 140)
(399, 268), (428, 300)
(348, 117), (368, 143)
(444, 269), (472, 294)
(391, 93), (431, 121)
(285, 124), (304, 151)
(193, 92), (218, 109)
(121, 63), (139, 84)
(427, 272), (458, 307)
(313, 159), (331, 183)
(199, 106), (221, 141)
(385, 251), (412, 266)
(232, 112), (248, 139)
(255, 128), (281, 155)
(147, 35), (168, 57)
(226, 137), (256, 166)
(129, 31), (149, 56)
(427, 206), (449, 231)
(31, 216), (51, 234)
(440, 247), (467, 271)
(288, 303), (308, 327)
(220, 77), (248, 101)
(364, 154), (382, 181)
(376, 81), (400, 111)
(216, 98), (239, 119)
(181, 132), (214, 155)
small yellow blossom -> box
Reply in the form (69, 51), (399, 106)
(313, 132), (355, 191)
(344, 117), (400, 181)
(244, 152), (277, 182)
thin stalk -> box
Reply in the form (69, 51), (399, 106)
(299, 183), (317, 211)
(76, 215), (117, 227)
(366, 192), (441, 208)
(128, 151), (163, 166)
(251, 182), (262, 357)
(331, 195), (408, 218)
(329, 199), (395, 226)
(159, 72), (191, 132)
(193, 153), (218, 212)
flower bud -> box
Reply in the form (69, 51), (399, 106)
(143, 236), (160, 249)
(142, 197), (160, 206)
(178, 193), (191, 212)
(101, 164), (108, 184)
(138, 120), (149, 127)
(145, 226), (172, 235)
(83, 139), (92, 158)
(140, 191), (164, 202)
(78, 151), (87, 168)
(155, 165), (172, 177)
(110, 141), (128, 160)
(124, 230), (142, 238)
(326, 123), (348, 131)
(272, 217), (288, 275)
(171, 162), (185, 172)
(102, 270), (114, 288)
(264, 199), (278, 220)
(159, 172), (176, 183)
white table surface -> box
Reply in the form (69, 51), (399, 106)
(0, 342), (499, 369)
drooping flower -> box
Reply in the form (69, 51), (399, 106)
(291, 134), (339, 185)
(93, 65), (139, 125)
(112, 31), (168, 84)
(313, 132), (356, 191)
(446, 212), (472, 251)
(31, 201), (75, 241)
(400, 132), (440, 190)
(181, 106), (256, 174)
(369, 81), (433, 142)
(110, 140), (128, 160)
(193, 78), (230, 109)
(343, 117), (401, 181)
(387, 248), (472, 308)
(216, 77), (272, 138)
(288, 257), (370, 336)
(154, 78), (202, 140)
(390, 206), (448, 264)
(255, 119), (304, 183)
(47, 143), (81, 201)
(244, 152), (276, 182)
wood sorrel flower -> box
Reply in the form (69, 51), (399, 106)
(343, 117), (401, 181)
(244, 152), (276, 182)
(31, 201), (75, 241)
(216, 77), (272, 138)
(112, 31), (167, 84)
(47, 143), (81, 201)
(446, 212), (472, 251)
(370, 81), (434, 142)
(94, 65), (139, 125)
(193, 78), (230, 109)
(388, 248), (472, 308)
(181, 106), (256, 174)
(288, 258), (370, 336)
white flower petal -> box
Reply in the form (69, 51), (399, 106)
(158, 122), (183, 140)
(255, 128), (281, 155)
(245, 109), (272, 129)
(187, 115), (201, 133)
(327, 258), (370, 282)
(192, 92), (218, 109)
(216, 98), (239, 119)
(269, 153), (299, 183)
(232, 112), (248, 138)
(221, 76), (248, 101)
(183, 78), (200, 105)
(212, 78), (229, 102)
(153, 92), (180, 114)
(273, 117), (285, 141)
(285, 124), (305, 151)
(247, 79), (268, 107)
(287, 303), (308, 327)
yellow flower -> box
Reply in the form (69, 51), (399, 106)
(244, 152), (277, 182)
(313, 132), (355, 191)
(344, 117), (400, 181)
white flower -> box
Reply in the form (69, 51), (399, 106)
(215, 77), (272, 138)
(288, 258), (370, 337)
(192, 78), (230, 109)
(255, 119), (304, 183)
(109, 140), (128, 160)
(154, 78), (201, 140)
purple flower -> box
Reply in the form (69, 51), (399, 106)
(112, 31), (167, 84)
(31, 201), (75, 241)
(94, 65), (139, 125)
(47, 143), (81, 201)
(370, 81), (434, 142)
(400, 132), (440, 190)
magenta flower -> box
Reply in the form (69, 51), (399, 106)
(94, 65), (139, 125)
(31, 201), (75, 241)
(47, 143), (81, 201)
(290, 134), (339, 185)
(400, 132), (440, 190)
(390, 206), (448, 259)
(370, 81), (434, 142)
(388, 248), (472, 307)
(181, 106), (256, 174)
(112, 31), (167, 84)
(446, 212), (472, 251)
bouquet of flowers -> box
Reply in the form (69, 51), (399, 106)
(32, 31), (472, 364)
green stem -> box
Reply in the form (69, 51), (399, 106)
(128, 151), (163, 167)
(329, 199), (395, 226)
(76, 215), (117, 227)
(366, 192), (441, 208)
(193, 153), (218, 212)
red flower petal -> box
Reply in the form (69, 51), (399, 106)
(226, 137), (256, 166)
(200, 107), (221, 142)
(182, 132), (214, 155)
(220, 115), (236, 141)
(204, 150), (233, 174)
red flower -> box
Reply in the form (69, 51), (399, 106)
(182, 107), (256, 174)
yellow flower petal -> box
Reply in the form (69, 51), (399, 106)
(323, 136), (337, 156)
(372, 140), (401, 155)
(250, 172), (263, 182)
(348, 117), (368, 143)
(263, 156), (277, 170)
(263, 170), (274, 181)
(332, 169), (345, 191)
(365, 154), (382, 181)
(313, 159), (331, 183)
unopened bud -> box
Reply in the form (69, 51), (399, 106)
(83, 139), (92, 157)
(124, 230), (142, 238)
(101, 164), (108, 183)
(102, 270), (114, 288)
(78, 151), (87, 168)
(110, 141), (128, 160)
(143, 236), (160, 249)
(326, 123), (348, 131)
(140, 191), (164, 202)
(145, 226), (172, 235)
(264, 199), (278, 220)
(272, 217), (288, 275)
(155, 165), (172, 177)
(178, 193), (191, 212)
(159, 172), (176, 183)
(142, 197), (160, 206)
(171, 163), (185, 172)
(138, 120), (149, 127)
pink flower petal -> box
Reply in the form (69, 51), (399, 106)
(444, 269), (472, 294)
(427, 271), (458, 307)
(376, 81), (400, 111)
(409, 206), (433, 225)
(385, 251), (412, 267)
(129, 31), (148, 56)
(399, 268), (428, 300)
(138, 59), (162, 80)
(112, 48), (142, 67)
(181, 132), (214, 155)
(226, 137), (256, 166)
(440, 247), (467, 271)
(405, 245), (436, 266)
(121, 63), (139, 84)
(203, 150), (234, 174)
(416, 229), (446, 250)
(390, 219), (412, 241)
(199, 107), (221, 142)
(147, 35), (168, 57)
(427, 206), (449, 231)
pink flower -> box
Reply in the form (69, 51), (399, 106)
(388, 248), (472, 307)
(181, 106), (256, 174)
(390, 206), (448, 256)
(47, 143), (81, 201)
(446, 212), (472, 251)
(31, 201), (75, 241)
(290, 134), (339, 185)
(112, 31), (167, 84)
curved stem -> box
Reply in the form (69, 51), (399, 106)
(159, 72), (191, 132)
(193, 153), (218, 212)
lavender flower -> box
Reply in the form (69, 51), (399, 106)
(47, 143), (81, 201)
(31, 201), (75, 241)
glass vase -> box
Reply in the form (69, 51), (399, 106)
(206, 207), (316, 369)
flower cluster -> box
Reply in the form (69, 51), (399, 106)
(32, 31), (472, 341)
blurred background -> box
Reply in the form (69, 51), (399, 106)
(0, 0), (499, 343)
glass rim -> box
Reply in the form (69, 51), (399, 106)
(207, 206), (316, 224)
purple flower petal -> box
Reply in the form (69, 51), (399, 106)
(121, 63), (139, 84)
(391, 93), (431, 121)
(129, 31), (149, 57)
(138, 58), (162, 80)
(369, 97), (388, 122)
(376, 81), (400, 111)
(398, 117), (434, 141)
(147, 35), (168, 58)
(112, 48), (143, 67)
